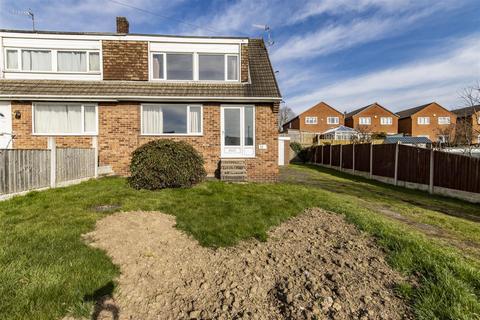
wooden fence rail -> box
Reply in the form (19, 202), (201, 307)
(0, 138), (97, 196)
(305, 143), (480, 202)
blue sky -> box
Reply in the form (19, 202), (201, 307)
(0, 0), (479, 114)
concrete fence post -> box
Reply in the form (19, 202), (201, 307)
(329, 144), (332, 167)
(48, 137), (56, 188)
(429, 148), (435, 194)
(339, 144), (343, 170)
(352, 143), (356, 174)
(394, 142), (399, 186)
(369, 143), (373, 178)
(92, 137), (99, 178)
(321, 145), (324, 166)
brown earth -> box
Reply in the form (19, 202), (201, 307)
(81, 208), (412, 320)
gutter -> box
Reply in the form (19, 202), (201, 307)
(0, 95), (282, 103)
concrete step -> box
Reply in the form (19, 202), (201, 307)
(220, 159), (247, 182)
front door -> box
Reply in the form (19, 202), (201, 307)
(0, 102), (12, 149)
(221, 105), (255, 158)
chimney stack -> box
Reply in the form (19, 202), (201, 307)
(116, 16), (129, 33)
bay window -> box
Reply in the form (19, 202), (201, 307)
(142, 104), (202, 135)
(33, 103), (98, 135)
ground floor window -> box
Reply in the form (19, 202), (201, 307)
(141, 104), (202, 135)
(33, 103), (97, 135)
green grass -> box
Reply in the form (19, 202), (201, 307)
(0, 165), (479, 319)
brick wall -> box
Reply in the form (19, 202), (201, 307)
(297, 102), (344, 133)
(346, 104), (398, 134)
(241, 44), (249, 83)
(399, 103), (456, 140)
(102, 40), (148, 81)
(11, 101), (279, 182)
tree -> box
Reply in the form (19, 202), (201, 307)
(454, 82), (480, 155)
(350, 125), (372, 143)
(278, 105), (296, 129)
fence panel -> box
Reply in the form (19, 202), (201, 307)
(397, 145), (430, 185)
(342, 144), (353, 169)
(434, 151), (480, 193)
(56, 148), (96, 183)
(372, 144), (396, 178)
(354, 143), (371, 172)
(323, 146), (331, 165)
(331, 145), (341, 166)
(0, 149), (51, 194)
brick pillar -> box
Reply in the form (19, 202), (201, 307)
(241, 44), (249, 82)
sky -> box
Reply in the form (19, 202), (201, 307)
(0, 0), (479, 114)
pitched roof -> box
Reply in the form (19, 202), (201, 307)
(322, 125), (357, 134)
(345, 102), (397, 118)
(282, 101), (342, 127)
(384, 136), (432, 144)
(451, 105), (480, 117)
(0, 39), (281, 101)
(396, 102), (452, 119)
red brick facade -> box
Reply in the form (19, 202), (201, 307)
(11, 101), (279, 182)
(283, 102), (344, 133)
(345, 103), (398, 134)
(102, 40), (149, 81)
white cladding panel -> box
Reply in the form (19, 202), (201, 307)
(2, 37), (101, 50)
(149, 42), (240, 54)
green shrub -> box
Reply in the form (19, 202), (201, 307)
(128, 140), (206, 190)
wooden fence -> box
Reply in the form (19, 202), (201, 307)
(0, 139), (97, 196)
(304, 143), (480, 202)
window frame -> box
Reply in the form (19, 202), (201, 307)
(380, 117), (392, 125)
(140, 104), (203, 136)
(305, 116), (318, 124)
(417, 117), (430, 125)
(4, 48), (101, 74)
(359, 117), (371, 125)
(437, 116), (450, 125)
(149, 51), (240, 82)
(32, 102), (98, 136)
(326, 116), (339, 125)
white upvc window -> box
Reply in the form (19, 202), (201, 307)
(141, 104), (203, 135)
(418, 117), (430, 125)
(305, 116), (317, 124)
(150, 52), (239, 81)
(359, 117), (371, 125)
(33, 103), (98, 135)
(438, 117), (450, 125)
(380, 117), (392, 125)
(327, 116), (339, 125)
(4, 48), (101, 73)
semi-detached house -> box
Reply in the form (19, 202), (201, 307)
(0, 17), (282, 182)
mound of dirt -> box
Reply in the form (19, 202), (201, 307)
(83, 208), (412, 319)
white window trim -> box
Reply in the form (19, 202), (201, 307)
(32, 102), (99, 136)
(4, 47), (102, 74)
(305, 116), (318, 124)
(220, 105), (256, 158)
(359, 117), (371, 125)
(380, 117), (392, 125)
(149, 51), (239, 82)
(140, 104), (203, 136)
(437, 117), (450, 125)
(326, 116), (339, 125)
(417, 117), (430, 125)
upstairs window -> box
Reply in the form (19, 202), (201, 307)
(152, 53), (165, 80)
(418, 117), (430, 125)
(227, 55), (239, 80)
(57, 51), (87, 72)
(22, 50), (52, 71)
(6, 49), (18, 69)
(327, 117), (339, 125)
(380, 117), (392, 125)
(199, 54), (224, 80)
(167, 53), (193, 80)
(438, 117), (450, 125)
(141, 104), (202, 135)
(305, 117), (317, 124)
(359, 117), (371, 125)
(33, 103), (97, 135)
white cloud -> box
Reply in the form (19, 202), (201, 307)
(286, 36), (480, 113)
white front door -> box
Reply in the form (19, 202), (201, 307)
(0, 102), (12, 149)
(221, 105), (255, 158)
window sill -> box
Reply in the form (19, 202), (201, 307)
(140, 133), (204, 137)
(32, 133), (98, 136)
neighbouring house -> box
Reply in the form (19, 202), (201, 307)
(281, 101), (344, 134)
(344, 102), (398, 135)
(452, 105), (480, 144)
(318, 125), (358, 141)
(397, 102), (456, 143)
(0, 17), (281, 182)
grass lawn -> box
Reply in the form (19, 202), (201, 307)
(0, 165), (479, 319)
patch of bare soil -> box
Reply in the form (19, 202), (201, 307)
(82, 209), (412, 320)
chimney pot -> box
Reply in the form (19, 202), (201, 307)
(116, 16), (129, 33)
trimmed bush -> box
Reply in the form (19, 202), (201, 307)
(128, 140), (206, 190)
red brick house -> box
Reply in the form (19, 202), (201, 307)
(281, 101), (344, 134)
(452, 105), (480, 144)
(397, 102), (456, 143)
(345, 102), (398, 135)
(0, 17), (281, 182)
